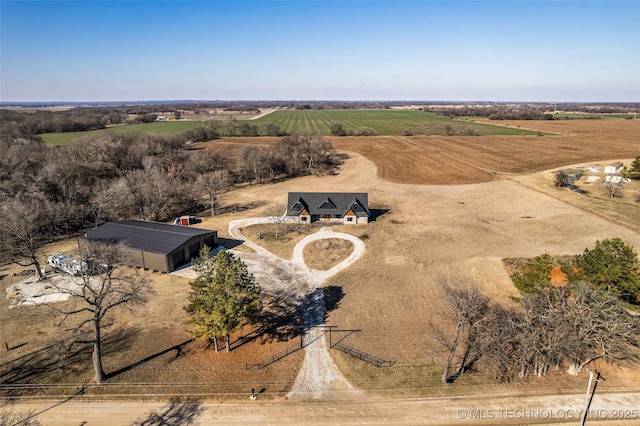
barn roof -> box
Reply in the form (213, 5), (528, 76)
(79, 220), (216, 254)
(286, 192), (370, 217)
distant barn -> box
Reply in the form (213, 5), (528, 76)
(78, 220), (218, 273)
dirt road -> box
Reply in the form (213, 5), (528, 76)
(6, 391), (639, 425)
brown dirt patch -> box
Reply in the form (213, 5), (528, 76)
(551, 266), (568, 286)
(302, 239), (354, 271)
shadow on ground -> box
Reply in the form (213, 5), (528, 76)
(218, 201), (267, 215)
(230, 287), (344, 351)
(217, 237), (244, 250)
(369, 209), (390, 222)
(0, 328), (138, 390)
(107, 339), (193, 380)
(131, 398), (206, 426)
(298, 285), (345, 328)
(229, 295), (301, 351)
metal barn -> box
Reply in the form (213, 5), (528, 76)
(78, 220), (218, 273)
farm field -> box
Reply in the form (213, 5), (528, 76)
(204, 119), (640, 186)
(2, 119), (640, 404)
(246, 109), (540, 136)
(39, 110), (543, 144)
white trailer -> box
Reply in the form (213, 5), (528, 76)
(48, 254), (88, 276)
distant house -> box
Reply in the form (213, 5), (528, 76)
(78, 220), (218, 273)
(604, 162), (624, 174)
(285, 192), (370, 224)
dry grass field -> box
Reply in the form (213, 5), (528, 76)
(302, 239), (354, 271)
(2, 119), (640, 400)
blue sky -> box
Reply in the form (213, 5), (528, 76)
(1, 1), (638, 102)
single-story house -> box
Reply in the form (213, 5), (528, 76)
(78, 220), (218, 273)
(285, 192), (370, 224)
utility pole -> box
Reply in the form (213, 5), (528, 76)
(580, 369), (604, 426)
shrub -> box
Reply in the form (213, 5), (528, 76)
(353, 127), (376, 136)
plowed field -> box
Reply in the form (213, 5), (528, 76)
(203, 119), (640, 185)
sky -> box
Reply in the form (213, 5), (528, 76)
(1, 0), (638, 102)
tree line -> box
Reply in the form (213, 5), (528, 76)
(0, 129), (340, 276)
(431, 105), (552, 120)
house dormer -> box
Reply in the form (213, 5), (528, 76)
(318, 198), (337, 210)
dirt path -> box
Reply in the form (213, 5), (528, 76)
(227, 218), (365, 400)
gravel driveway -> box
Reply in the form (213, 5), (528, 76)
(227, 218), (366, 400)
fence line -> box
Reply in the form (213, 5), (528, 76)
(246, 330), (327, 370)
(331, 342), (396, 368)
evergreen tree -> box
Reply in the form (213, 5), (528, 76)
(567, 238), (640, 304)
(510, 253), (555, 294)
(185, 247), (262, 351)
(628, 155), (640, 179)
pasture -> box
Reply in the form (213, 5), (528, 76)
(40, 121), (208, 145)
(2, 119), (640, 400)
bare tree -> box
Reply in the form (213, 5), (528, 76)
(273, 134), (338, 177)
(225, 116), (236, 136)
(481, 284), (640, 380)
(443, 123), (456, 136)
(479, 304), (524, 382)
(430, 275), (491, 383)
(143, 168), (183, 221)
(239, 146), (270, 184)
(266, 204), (288, 238)
(183, 150), (227, 179)
(93, 177), (138, 222)
(517, 291), (572, 378)
(0, 198), (58, 280)
(562, 284), (640, 375)
(554, 170), (570, 187)
(603, 177), (623, 198)
(196, 170), (230, 216)
(46, 242), (153, 383)
(126, 162), (183, 221)
(0, 409), (41, 426)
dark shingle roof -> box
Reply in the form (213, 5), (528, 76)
(79, 220), (216, 254)
(286, 192), (370, 217)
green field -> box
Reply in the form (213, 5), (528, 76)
(41, 121), (208, 145)
(249, 110), (540, 136)
(41, 110), (541, 144)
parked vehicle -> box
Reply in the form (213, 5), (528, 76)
(173, 216), (200, 226)
(47, 254), (88, 276)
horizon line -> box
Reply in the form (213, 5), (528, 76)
(2, 99), (639, 106)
